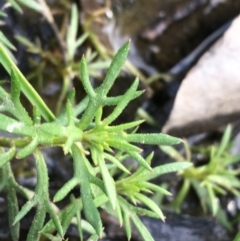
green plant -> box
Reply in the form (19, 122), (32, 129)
(12, 2), (112, 115)
(160, 125), (240, 228)
(0, 38), (192, 241)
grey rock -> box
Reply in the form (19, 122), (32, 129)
(163, 16), (240, 136)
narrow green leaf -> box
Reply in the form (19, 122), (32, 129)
(11, 67), (32, 124)
(146, 162), (192, 181)
(46, 202), (63, 238)
(13, 198), (38, 224)
(0, 85), (9, 100)
(80, 56), (96, 99)
(0, 43), (55, 121)
(127, 151), (152, 171)
(75, 32), (89, 48)
(66, 4), (78, 61)
(66, 99), (75, 126)
(15, 0), (42, 12)
(191, 179), (208, 213)
(145, 182), (172, 196)
(0, 31), (16, 50)
(34, 149), (49, 195)
(10, 66), (20, 102)
(6, 0), (22, 13)
(76, 205), (83, 241)
(0, 11), (7, 17)
(103, 91), (142, 106)
(106, 120), (144, 132)
(207, 175), (240, 190)
(81, 182), (102, 236)
(131, 214), (155, 241)
(104, 153), (131, 174)
(99, 156), (117, 209)
(160, 145), (185, 161)
(123, 210), (131, 240)
(0, 147), (16, 168)
(134, 192), (165, 221)
(16, 138), (38, 159)
(53, 178), (79, 202)
(15, 35), (37, 50)
(116, 201), (123, 227)
(42, 195), (82, 234)
(97, 41), (131, 96)
(86, 234), (99, 241)
(102, 78), (139, 125)
(107, 138), (141, 153)
(127, 133), (182, 145)
(216, 125), (232, 157)
(7, 184), (19, 241)
(233, 232), (240, 241)
(26, 204), (46, 241)
(206, 183), (218, 215)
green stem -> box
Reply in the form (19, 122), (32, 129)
(0, 43), (55, 121)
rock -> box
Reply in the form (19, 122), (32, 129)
(163, 16), (240, 136)
(141, 214), (231, 241)
(111, 0), (240, 72)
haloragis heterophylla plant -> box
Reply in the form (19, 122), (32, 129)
(0, 40), (192, 241)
